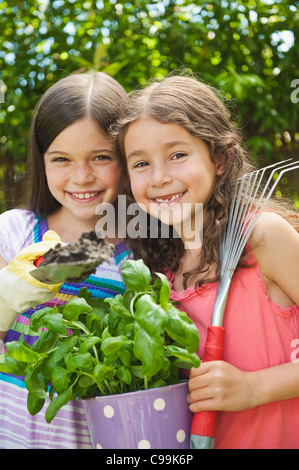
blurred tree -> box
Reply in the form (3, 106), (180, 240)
(0, 0), (298, 211)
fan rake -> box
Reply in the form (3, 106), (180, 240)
(190, 159), (299, 449)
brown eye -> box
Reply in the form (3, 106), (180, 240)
(171, 152), (186, 160)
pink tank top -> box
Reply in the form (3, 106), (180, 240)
(169, 250), (299, 449)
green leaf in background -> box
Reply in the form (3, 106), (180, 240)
(0, 0), (298, 212)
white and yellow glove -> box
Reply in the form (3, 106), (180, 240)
(0, 231), (64, 331)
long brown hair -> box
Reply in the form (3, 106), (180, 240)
(27, 72), (127, 215)
(115, 73), (299, 288)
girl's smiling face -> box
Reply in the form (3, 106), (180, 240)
(124, 117), (223, 240)
(44, 116), (121, 226)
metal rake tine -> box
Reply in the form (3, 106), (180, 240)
(241, 158), (293, 180)
(233, 159), (295, 235)
(222, 167), (267, 271)
(222, 161), (285, 254)
(221, 175), (252, 268)
(226, 164), (287, 269)
(222, 160), (298, 275)
(243, 160), (299, 236)
(221, 159), (296, 271)
(233, 161), (299, 265)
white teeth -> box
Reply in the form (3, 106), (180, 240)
(155, 192), (183, 203)
(71, 192), (98, 200)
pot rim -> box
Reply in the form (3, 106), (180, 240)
(81, 379), (188, 402)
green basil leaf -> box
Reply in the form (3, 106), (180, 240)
(101, 336), (131, 356)
(93, 363), (115, 384)
(129, 364), (144, 379)
(29, 307), (54, 331)
(122, 289), (134, 309)
(117, 349), (131, 367)
(134, 327), (165, 378)
(104, 295), (133, 322)
(85, 312), (102, 336)
(78, 374), (95, 388)
(5, 341), (40, 363)
(53, 336), (78, 363)
(121, 259), (151, 291)
(116, 365), (132, 385)
(45, 386), (74, 423)
(45, 313), (68, 335)
(51, 367), (71, 392)
(0, 355), (27, 375)
(27, 392), (45, 416)
(41, 352), (61, 380)
(79, 336), (102, 354)
(165, 305), (199, 353)
(155, 272), (171, 307)
(24, 366), (48, 399)
(150, 379), (166, 388)
(32, 330), (58, 353)
(62, 297), (93, 321)
(78, 287), (93, 303)
(64, 352), (94, 372)
(166, 345), (200, 368)
(135, 294), (166, 336)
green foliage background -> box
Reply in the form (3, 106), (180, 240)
(0, 0), (298, 212)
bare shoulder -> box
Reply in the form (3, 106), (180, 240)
(250, 211), (299, 307)
(250, 211), (298, 248)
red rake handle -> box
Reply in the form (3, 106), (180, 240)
(34, 256), (44, 267)
(190, 325), (225, 438)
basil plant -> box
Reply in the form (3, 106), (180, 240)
(0, 260), (200, 423)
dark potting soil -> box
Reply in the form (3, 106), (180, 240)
(39, 231), (114, 267)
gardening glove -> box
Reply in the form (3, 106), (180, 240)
(0, 230), (64, 331)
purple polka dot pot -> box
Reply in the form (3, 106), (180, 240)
(82, 382), (192, 449)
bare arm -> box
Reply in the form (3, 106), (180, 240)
(188, 212), (299, 412)
(252, 211), (299, 307)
